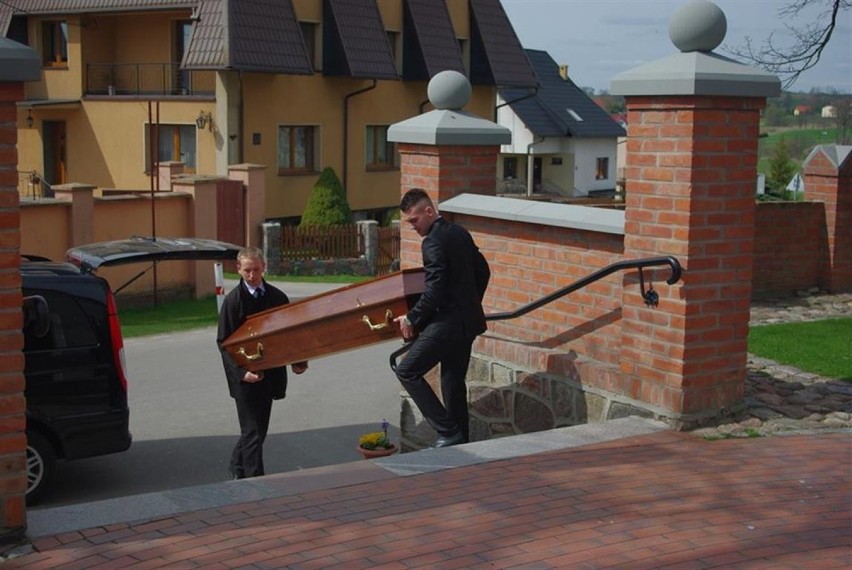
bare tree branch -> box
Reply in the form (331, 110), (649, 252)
(725, 0), (849, 90)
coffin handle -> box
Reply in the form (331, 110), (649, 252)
(237, 343), (264, 361)
(362, 309), (393, 331)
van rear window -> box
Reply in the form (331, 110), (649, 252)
(23, 290), (100, 351)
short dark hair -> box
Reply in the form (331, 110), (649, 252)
(400, 188), (432, 212)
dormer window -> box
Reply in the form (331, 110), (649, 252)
(567, 109), (583, 122)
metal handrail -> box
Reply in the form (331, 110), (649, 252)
(389, 255), (683, 372)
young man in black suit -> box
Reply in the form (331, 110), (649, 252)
(394, 188), (490, 447)
(217, 247), (308, 479)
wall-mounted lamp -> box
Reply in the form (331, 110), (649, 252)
(195, 110), (214, 132)
(26, 109), (33, 129)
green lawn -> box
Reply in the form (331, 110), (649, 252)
(757, 127), (837, 175)
(118, 296), (221, 338)
(748, 318), (852, 381)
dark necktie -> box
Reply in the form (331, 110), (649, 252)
(253, 288), (264, 299)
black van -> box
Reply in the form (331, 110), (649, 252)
(22, 237), (240, 504)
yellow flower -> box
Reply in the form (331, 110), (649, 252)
(358, 431), (391, 450)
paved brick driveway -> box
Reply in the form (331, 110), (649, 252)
(7, 430), (850, 569)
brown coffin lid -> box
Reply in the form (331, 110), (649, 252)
(223, 268), (425, 371)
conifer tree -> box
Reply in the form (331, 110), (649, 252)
(300, 167), (351, 226)
(766, 137), (797, 195)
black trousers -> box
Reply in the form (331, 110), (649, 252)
(395, 333), (473, 442)
(230, 390), (273, 478)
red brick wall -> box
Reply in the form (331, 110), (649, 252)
(804, 149), (852, 292)
(461, 215), (625, 370)
(0, 82), (26, 538)
(398, 144), (499, 270)
(753, 202), (825, 296)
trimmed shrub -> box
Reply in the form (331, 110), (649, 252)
(300, 167), (351, 226)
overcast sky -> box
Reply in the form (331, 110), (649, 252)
(501, 0), (852, 94)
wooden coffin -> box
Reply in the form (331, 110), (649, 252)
(222, 268), (425, 371)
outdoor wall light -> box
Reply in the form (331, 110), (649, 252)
(26, 109), (33, 128)
(195, 110), (214, 132)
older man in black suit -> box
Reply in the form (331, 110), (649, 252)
(394, 188), (490, 447)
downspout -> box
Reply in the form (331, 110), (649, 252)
(343, 79), (377, 195)
(238, 71), (244, 164)
(526, 136), (544, 197)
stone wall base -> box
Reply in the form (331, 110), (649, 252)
(271, 258), (374, 277)
(399, 352), (744, 449)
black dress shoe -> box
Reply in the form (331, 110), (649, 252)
(433, 431), (464, 448)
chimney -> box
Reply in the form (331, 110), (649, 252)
(558, 64), (568, 80)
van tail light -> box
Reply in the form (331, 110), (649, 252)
(106, 290), (129, 393)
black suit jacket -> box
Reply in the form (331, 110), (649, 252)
(217, 280), (289, 400)
(406, 216), (490, 341)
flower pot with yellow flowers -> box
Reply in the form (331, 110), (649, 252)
(357, 419), (398, 459)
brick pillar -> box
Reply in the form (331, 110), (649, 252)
(397, 144), (499, 269)
(619, 96), (765, 420)
(803, 147), (852, 293)
(0, 83), (27, 541)
(610, 0), (779, 425)
(228, 164), (266, 249)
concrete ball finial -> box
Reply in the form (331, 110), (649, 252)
(669, 0), (727, 53)
(427, 70), (471, 110)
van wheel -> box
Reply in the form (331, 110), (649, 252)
(26, 431), (55, 505)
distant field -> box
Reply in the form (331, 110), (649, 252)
(758, 127), (837, 175)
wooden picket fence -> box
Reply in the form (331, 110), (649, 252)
(280, 224), (361, 260)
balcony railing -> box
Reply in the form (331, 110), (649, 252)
(86, 63), (215, 97)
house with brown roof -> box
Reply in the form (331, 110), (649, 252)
(793, 104), (811, 116)
(4, 0), (536, 224)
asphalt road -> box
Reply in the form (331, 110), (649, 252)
(30, 282), (406, 510)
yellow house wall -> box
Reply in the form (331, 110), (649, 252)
(15, 118), (42, 182)
(292, 0), (323, 21)
(376, 0), (404, 28)
(81, 14), (117, 64)
(61, 100), (215, 190)
(26, 16), (84, 101)
(112, 12), (186, 63)
(242, 74), (496, 220)
(447, 0), (470, 39)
